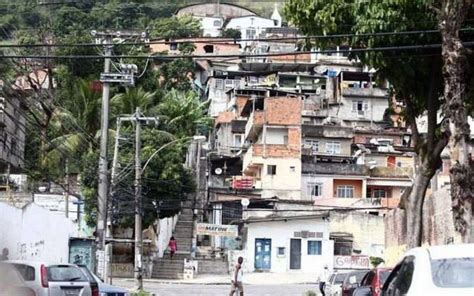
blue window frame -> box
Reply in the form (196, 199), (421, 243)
(308, 240), (322, 255)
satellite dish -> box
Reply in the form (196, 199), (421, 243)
(241, 198), (250, 207)
(215, 168), (223, 175)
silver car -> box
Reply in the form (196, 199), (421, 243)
(8, 260), (94, 296)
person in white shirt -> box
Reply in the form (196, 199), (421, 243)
(229, 256), (244, 296)
(318, 265), (330, 296)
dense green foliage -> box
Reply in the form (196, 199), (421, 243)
(0, 0), (210, 228)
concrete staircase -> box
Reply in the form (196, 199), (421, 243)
(151, 200), (194, 279)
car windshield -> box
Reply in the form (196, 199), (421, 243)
(431, 257), (474, 288)
(379, 270), (391, 286)
(335, 273), (347, 284)
(47, 265), (88, 282)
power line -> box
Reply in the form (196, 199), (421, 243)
(2, 28), (474, 49)
(2, 41), (474, 60)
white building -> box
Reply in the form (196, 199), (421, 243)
(225, 15), (280, 48)
(196, 16), (224, 37)
(0, 202), (77, 263)
(243, 214), (334, 274)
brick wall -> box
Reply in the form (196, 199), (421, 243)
(236, 96), (248, 116)
(253, 144), (300, 158)
(215, 111), (235, 127)
(384, 188), (461, 264)
(266, 96), (302, 125)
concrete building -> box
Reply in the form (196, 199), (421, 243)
(225, 15), (280, 48)
(176, 2), (256, 38)
(0, 202), (77, 263)
(243, 214), (334, 273)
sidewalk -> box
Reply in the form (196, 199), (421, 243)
(114, 272), (317, 286)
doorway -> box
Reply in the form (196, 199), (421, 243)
(290, 238), (302, 270)
(255, 238), (271, 270)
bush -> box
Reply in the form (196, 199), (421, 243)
(131, 290), (151, 296)
(370, 256), (385, 267)
(304, 291), (317, 296)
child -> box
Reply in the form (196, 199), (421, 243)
(168, 236), (177, 258)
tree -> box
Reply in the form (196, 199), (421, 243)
(222, 28), (242, 39)
(151, 16), (202, 39)
(284, 0), (468, 247)
(438, 0), (474, 242)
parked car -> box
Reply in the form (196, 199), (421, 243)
(324, 272), (348, 296)
(353, 268), (392, 296)
(0, 262), (35, 296)
(77, 264), (129, 296)
(8, 260), (94, 296)
(341, 270), (370, 296)
(381, 244), (474, 296)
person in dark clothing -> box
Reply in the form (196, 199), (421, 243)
(0, 248), (9, 261)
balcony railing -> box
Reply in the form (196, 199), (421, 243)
(342, 87), (388, 98)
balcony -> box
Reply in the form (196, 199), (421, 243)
(342, 87), (388, 98)
(244, 110), (265, 141)
(303, 162), (368, 175)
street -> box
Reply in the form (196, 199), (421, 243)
(114, 280), (318, 296)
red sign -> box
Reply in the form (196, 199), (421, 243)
(334, 255), (370, 269)
(232, 176), (254, 189)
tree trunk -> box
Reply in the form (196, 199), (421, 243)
(405, 162), (435, 248)
(439, 0), (474, 242)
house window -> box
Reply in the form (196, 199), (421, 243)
(326, 141), (341, 155)
(337, 185), (354, 198)
(213, 20), (222, 27)
(215, 79), (224, 90)
(283, 135), (288, 145)
(277, 247), (285, 256)
(233, 134), (243, 147)
(352, 100), (369, 115)
(267, 165), (277, 175)
(373, 189), (386, 198)
(169, 42), (178, 51)
(203, 44), (214, 53)
(225, 79), (234, 88)
(308, 241), (322, 255)
(305, 139), (319, 152)
(246, 28), (256, 39)
(307, 183), (323, 198)
(290, 166), (296, 172)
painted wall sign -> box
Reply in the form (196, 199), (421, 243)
(197, 223), (238, 237)
(334, 255), (370, 269)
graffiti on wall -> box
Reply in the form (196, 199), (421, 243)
(17, 240), (45, 260)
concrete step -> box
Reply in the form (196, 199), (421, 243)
(197, 259), (229, 275)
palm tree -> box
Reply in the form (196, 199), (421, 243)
(44, 79), (101, 170)
(110, 87), (157, 115)
(157, 89), (212, 138)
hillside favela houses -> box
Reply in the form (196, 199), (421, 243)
(2, 1), (471, 287)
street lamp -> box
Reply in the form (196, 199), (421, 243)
(141, 135), (206, 174)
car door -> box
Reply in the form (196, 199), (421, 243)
(10, 263), (44, 296)
(383, 256), (415, 296)
(46, 265), (92, 296)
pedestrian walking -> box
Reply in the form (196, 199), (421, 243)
(168, 236), (177, 258)
(0, 248), (9, 261)
(229, 256), (244, 296)
(318, 265), (330, 296)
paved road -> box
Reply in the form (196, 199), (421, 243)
(115, 281), (319, 296)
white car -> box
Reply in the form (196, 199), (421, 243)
(8, 260), (95, 296)
(324, 272), (347, 296)
(382, 243), (474, 296)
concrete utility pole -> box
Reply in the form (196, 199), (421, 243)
(134, 107), (143, 290)
(93, 29), (148, 279)
(65, 158), (69, 218)
(97, 34), (112, 254)
(104, 118), (122, 285)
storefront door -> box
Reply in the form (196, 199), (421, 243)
(255, 238), (271, 270)
(290, 238), (302, 269)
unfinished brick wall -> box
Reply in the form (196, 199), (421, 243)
(253, 144), (300, 158)
(385, 188), (459, 249)
(265, 96), (302, 125)
(215, 111), (235, 127)
(236, 96), (249, 116)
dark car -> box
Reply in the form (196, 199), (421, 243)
(353, 268), (392, 296)
(341, 270), (370, 296)
(78, 265), (129, 296)
(0, 262), (36, 296)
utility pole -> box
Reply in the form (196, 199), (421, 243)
(97, 34), (112, 257)
(104, 118), (122, 285)
(93, 29), (148, 279)
(65, 158), (69, 218)
(134, 107), (143, 290)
